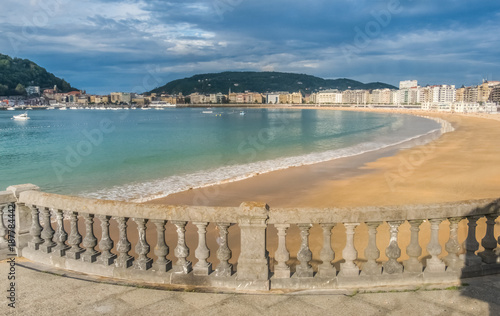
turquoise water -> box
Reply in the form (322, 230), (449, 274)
(0, 108), (440, 201)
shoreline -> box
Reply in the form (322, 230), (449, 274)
(132, 113), (445, 203)
(146, 107), (500, 207)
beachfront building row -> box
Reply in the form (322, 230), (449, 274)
(28, 79), (500, 113)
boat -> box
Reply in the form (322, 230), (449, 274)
(150, 101), (176, 108)
(11, 112), (30, 120)
(240, 111), (245, 115)
(26, 107), (33, 110)
(46, 106), (55, 110)
(59, 106), (67, 110)
(6, 107), (15, 111)
(202, 110), (213, 114)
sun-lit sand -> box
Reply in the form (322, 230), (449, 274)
(147, 108), (500, 208)
(141, 108), (500, 266)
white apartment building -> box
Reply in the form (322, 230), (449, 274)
(314, 89), (342, 104)
(399, 80), (418, 89)
(432, 85), (456, 103)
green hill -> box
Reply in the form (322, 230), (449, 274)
(149, 71), (397, 95)
(0, 53), (77, 96)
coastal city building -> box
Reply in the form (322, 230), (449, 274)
(5, 78), (497, 112)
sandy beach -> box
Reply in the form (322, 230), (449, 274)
(147, 108), (500, 208)
(138, 108), (500, 266)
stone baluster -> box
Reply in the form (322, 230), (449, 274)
(463, 216), (482, 266)
(383, 221), (403, 274)
(193, 222), (212, 275)
(97, 215), (116, 265)
(81, 213), (99, 262)
(39, 207), (56, 253)
(362, 222), (382, 275)
(443, 217), (463, 271)
(114, 216), (133, 268)
(296, 224), (313, 277)
(318, 224), (336, 277)
(152, 220), (171, 272)
(133, 218), (153, 270)
(479, 214), (498, 264)
(0, 206), (7, 248)
(340, 223), (360, 277)
(274, 224), (291, 278)
(53, 209), (70, 256)
(28, 206), (44, 250)
(425, 218), (445, 273)
(404, 220), (423, 273)
(215, 222), (232, 277)
(66, 212), (84, 259)
(172, 221), (192, 274)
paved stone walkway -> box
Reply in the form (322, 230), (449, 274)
(1, 258), (499, 315)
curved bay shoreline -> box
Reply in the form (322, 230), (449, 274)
(146, 107), (500, 208)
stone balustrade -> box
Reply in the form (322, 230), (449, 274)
(1, 184), (499, 292)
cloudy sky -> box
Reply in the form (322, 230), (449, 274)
(1, 0), (499, 94)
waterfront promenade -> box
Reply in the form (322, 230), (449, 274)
(1, 258), (499, 315)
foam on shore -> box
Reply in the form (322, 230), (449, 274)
(81, 116), (453, 203)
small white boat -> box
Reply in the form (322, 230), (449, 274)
(240, 111), (245, 115)
(6, 107), (15, 111)
(202, 110), (213, 114)
(12, 112), (30, 120)
(70, 107), (78, 110)
(46, 106), (55, 110)
(26, 107), (33, 110)
(59, 106), (67, 110)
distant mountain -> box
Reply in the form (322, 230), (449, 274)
(149, 71), (397, 95)
(0, 53), (77, 96)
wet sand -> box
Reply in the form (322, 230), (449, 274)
(134, 109), (500, 268)
(147, 109), (500, 208)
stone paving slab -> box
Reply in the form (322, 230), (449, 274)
(0, 258), (499, 315)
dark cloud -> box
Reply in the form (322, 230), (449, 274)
(0, 0), (499, 94)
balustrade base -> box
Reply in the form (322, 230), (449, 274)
(65, 249), (84, 260)
(461, 262), (500, 278)
(153, 260), (172, 273)
(134, 258), (153, 270)
(193, 263), (213, 276)
(81, 252), (100, 263)
(18, 247), (500, 293)
(273, 268), (291, 279)
(53, 246), (70, 257)
(39, 243), (55, 253)
(295, 267), (314, 278)
(317, 267), (337, 278)
(271, 274), (337, 290)
(115, 255), (134, 269)
(478, 251), (498, 264)
(173, 262), (193, 274)
(28, 242), (41, 251)
(100, 254), (117, 266)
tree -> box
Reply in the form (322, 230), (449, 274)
(15, 83), (26, 95)
(0, 84), (8, 95)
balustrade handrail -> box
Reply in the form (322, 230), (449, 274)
(270, 199), (500, 224)
(0, 191), (16, 204)
(17, 190), (500, 224)
(18, 190), (243, 223)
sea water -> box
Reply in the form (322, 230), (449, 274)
(0, 108), (440, 201)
